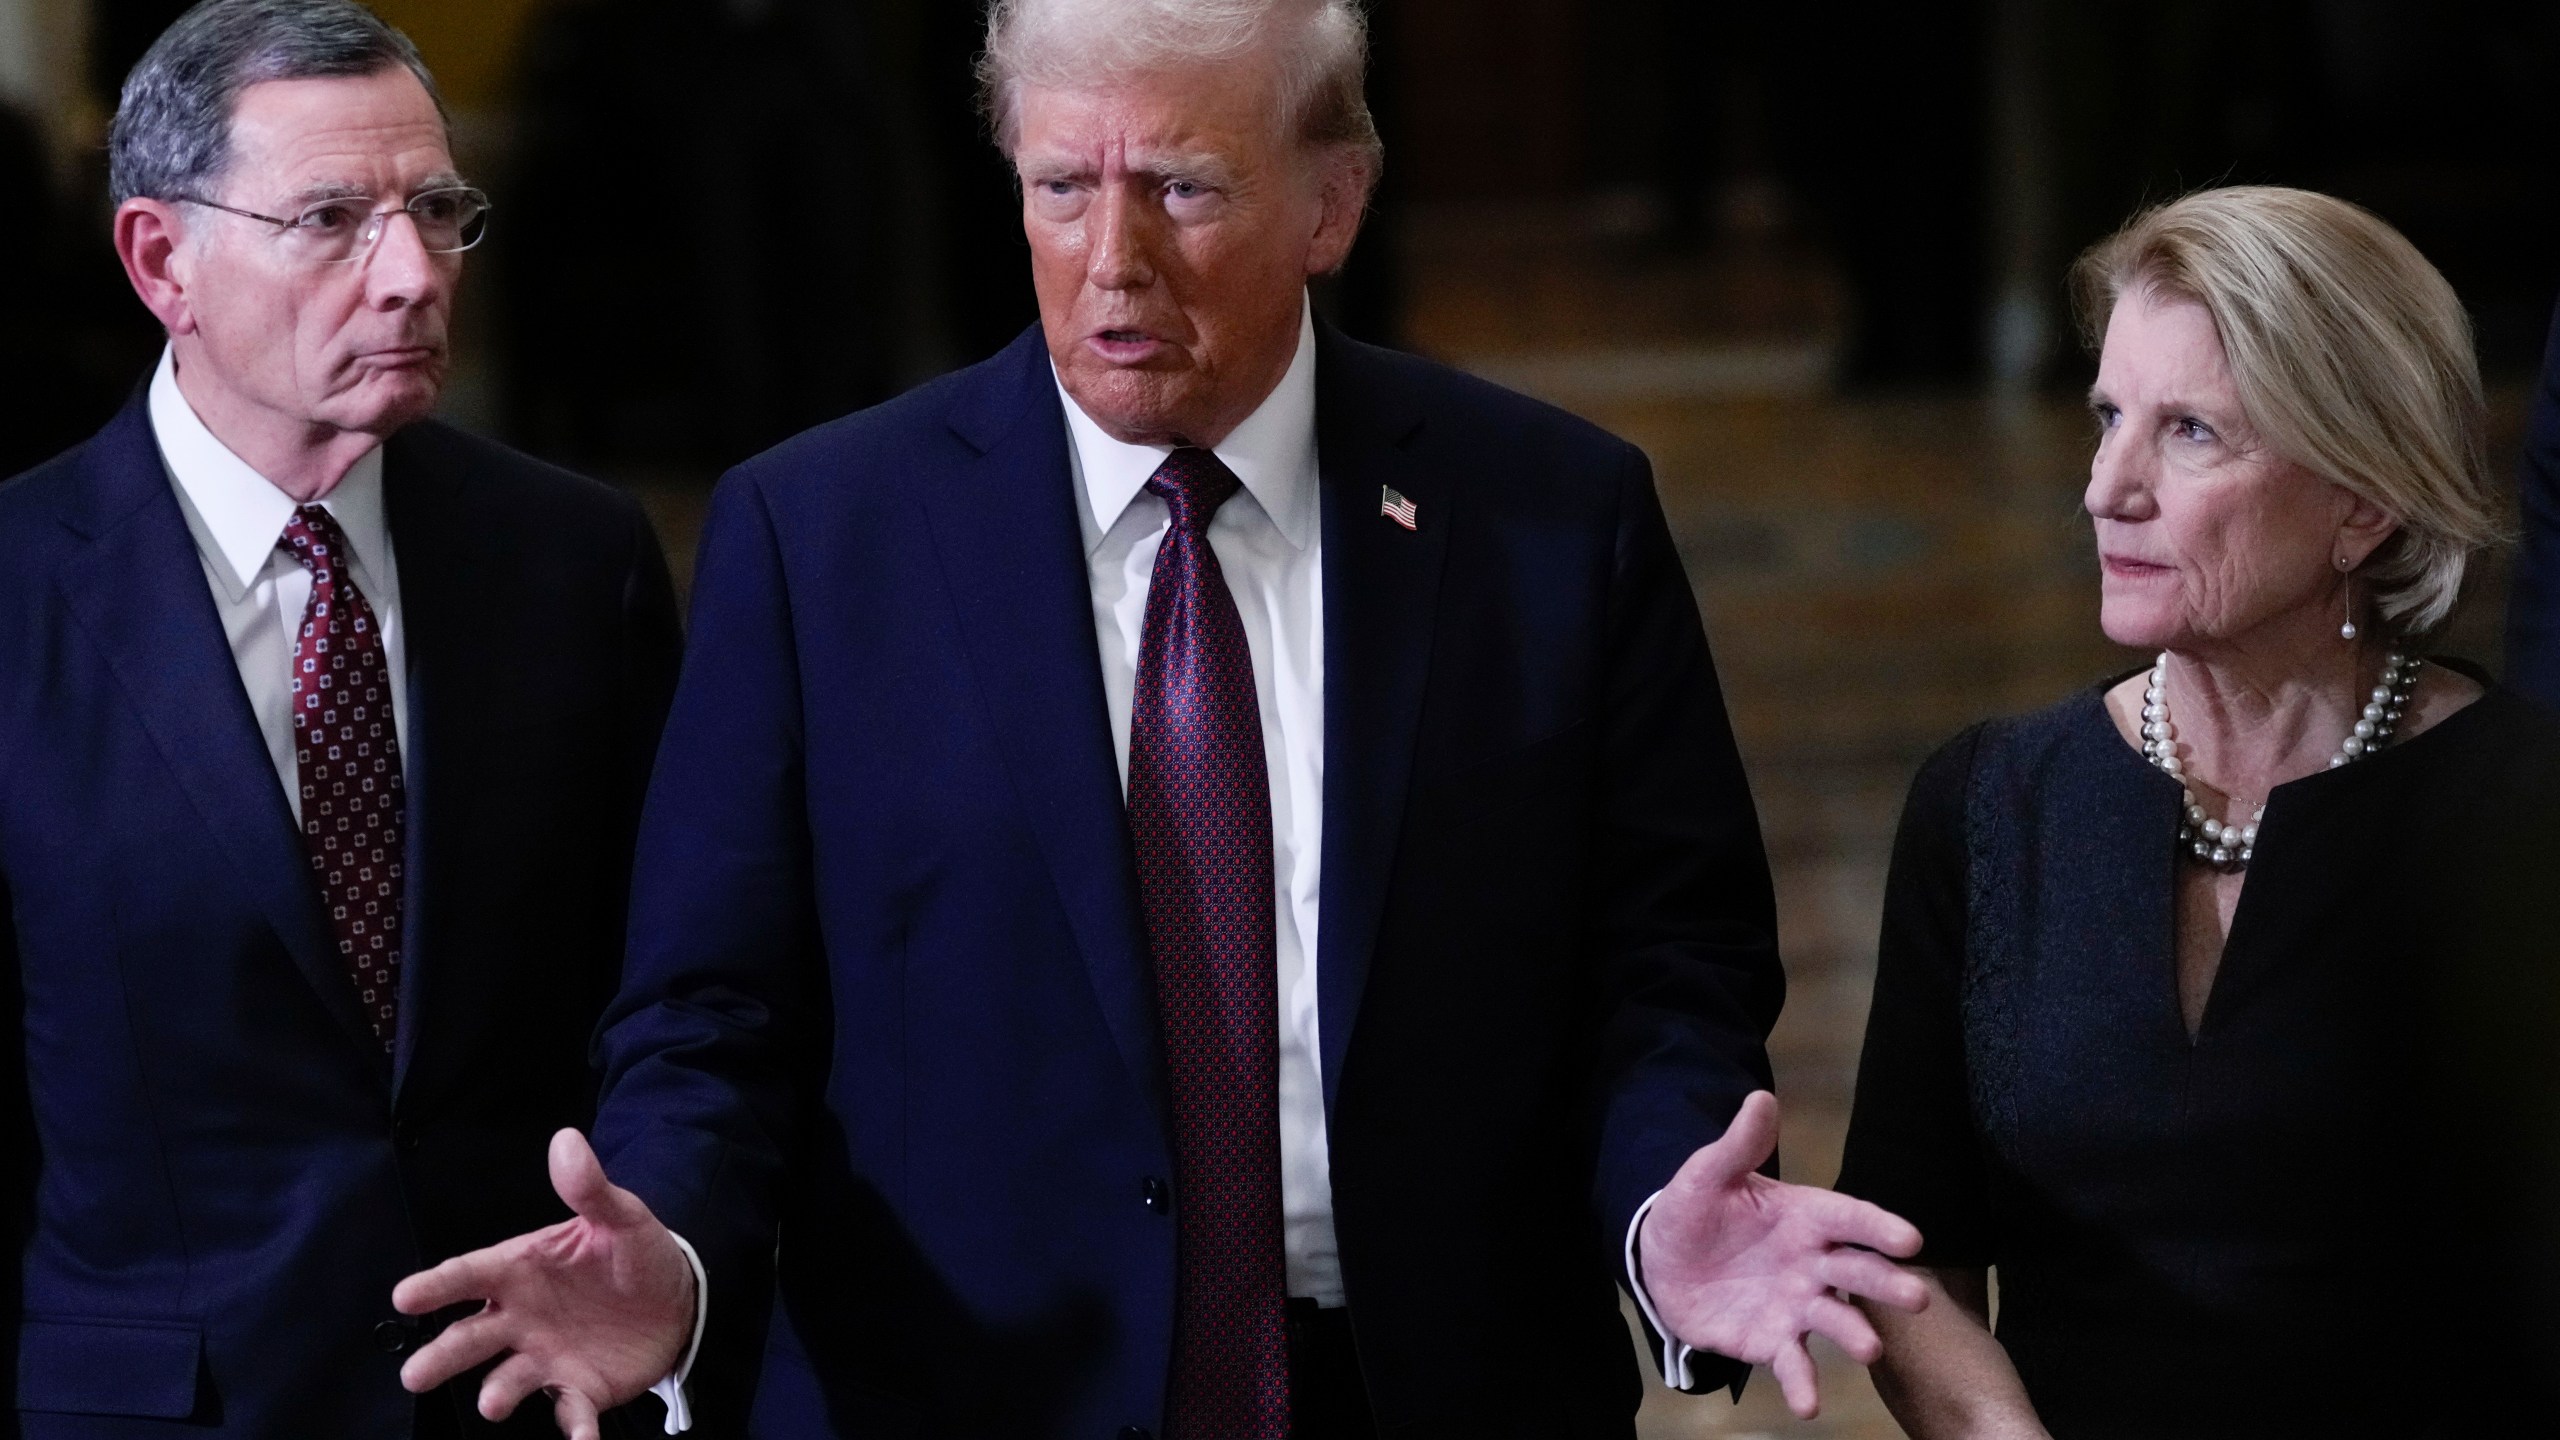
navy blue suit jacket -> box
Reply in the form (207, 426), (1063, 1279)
(595, 324), (1783, 1439)
(2507, 296), (2560, 705)
(0, 390), (682, 1436)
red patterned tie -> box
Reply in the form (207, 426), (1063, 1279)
(1127, 448), (1290, 1439)
(279, 505), (406, 1054)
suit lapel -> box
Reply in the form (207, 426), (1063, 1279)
(919, 331), (1168, 1116)
(379, 431), (471, 1100)
(51, 394), (384, 1063)
(1313, 328), (1448, 1117)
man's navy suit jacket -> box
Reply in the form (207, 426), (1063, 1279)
(0, 390), (683, 1436)
(2508, 297), (2560, 706)
(595, 324), (1785, 1439)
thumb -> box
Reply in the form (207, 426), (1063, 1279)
(547, 1128), (650, 1231)
(1686, 1090), (1781, 1192)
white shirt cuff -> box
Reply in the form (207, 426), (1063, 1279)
(647, 1231), (710, 1434)
(1624, 1190), (1697, 1391)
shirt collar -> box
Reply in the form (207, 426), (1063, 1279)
(149, 345), (391, 602)
(1054, 294), (1319, 556)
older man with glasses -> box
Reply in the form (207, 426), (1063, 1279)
(0, 1), (682, 1435)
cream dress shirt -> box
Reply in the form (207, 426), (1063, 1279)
(148, 346), (407, 821)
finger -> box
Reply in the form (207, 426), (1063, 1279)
(1818, 1249), (1930, 1313)
(1771, 1336), (1821, 1420)
(550, 1385), (604, 1440)
(400, 1309), (517, 1395)
(394, 1245), (513, 1316)
(1681, 1090), (1781, 1192)
(476, 1352), (551, 1423)
(1787, 1186), (1924, 1258)
(1805, 1292), (1883, 1365)
(547, 1128), (651, 1231)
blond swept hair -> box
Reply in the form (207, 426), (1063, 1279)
(2072, 185), (2504, 636)
(977, 0), (1382, 183)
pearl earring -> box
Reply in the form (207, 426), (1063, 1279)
(2338, 557), (2358, 641)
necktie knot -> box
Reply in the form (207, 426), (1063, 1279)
(279, 504), (351, 576)
(1146, 447), (1242, 536)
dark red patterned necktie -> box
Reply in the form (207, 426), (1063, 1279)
(1127, 448), (1289, 1439)
(280, 505), (406, 1054)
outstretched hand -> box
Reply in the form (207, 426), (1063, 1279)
(1638, 1091), (1928, 1419)
(392, 1128), (696, 1439)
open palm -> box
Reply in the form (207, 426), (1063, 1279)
(392, 1129), (695, 1439)
(1639, 1091), (1928, 1418)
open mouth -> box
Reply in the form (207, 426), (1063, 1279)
(1087, 329), (1167, 364)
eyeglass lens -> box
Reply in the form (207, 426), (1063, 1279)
(287, 189), (489, 262)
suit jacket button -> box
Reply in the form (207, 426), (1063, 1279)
(1141, 1177), (1169, 1214)
(374, 1319), (411, 1354)
(392, 1119), (418, 1152)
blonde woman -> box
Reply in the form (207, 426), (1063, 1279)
(1836, 186), (2560, 1438)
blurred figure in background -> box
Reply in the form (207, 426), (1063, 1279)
(0, 1), (680, 1432)
(1839, 186), (2560, 1439)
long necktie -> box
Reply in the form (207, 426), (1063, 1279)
(279, 505), (407, 1054)
(1126, 448), (1290, 1439)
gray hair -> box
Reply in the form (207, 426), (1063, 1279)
(978, 0), (1382, 178)
(109, 0), (442, 206)
(2073, 186), (2504, 637)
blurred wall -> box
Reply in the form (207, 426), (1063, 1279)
(368, 0), (538, 113)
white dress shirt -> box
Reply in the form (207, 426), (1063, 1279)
(1058, 297), (1341, 1305)
(660, 296), (1698, 1425)
(148, 347), (407, 819)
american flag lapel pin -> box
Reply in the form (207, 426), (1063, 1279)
(1380, 485), (1419, 531)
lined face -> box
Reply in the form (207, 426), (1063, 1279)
(174, 66), (460, 440)
(1014, 58), (1362, 447)
(2084, 289), (2369, 652)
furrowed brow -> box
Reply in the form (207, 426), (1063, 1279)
(276, 180), (376, 210)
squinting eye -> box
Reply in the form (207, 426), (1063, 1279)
(413, 194), (462, 224)
(297, 203), (359, 232)
(1168, 181), (1203, 200)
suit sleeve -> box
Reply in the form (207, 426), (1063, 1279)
(1586, 445), (1785, 1393)
(2506, 298), (2560, 708)
(590, 472), (826, 1423)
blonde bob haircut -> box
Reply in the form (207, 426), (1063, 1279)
(977, 0), (1383, 185)
(2071, 185), (2504, 636)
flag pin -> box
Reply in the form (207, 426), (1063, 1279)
(1380, 486), (1419, 531)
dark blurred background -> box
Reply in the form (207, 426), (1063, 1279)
(4, 3), (2554, 1432)
(9, 0), (2555, 479)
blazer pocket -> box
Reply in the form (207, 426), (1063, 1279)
(16, 1316), (203, 1418)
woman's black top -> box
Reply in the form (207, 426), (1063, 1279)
(1836, 667), (2560, 1439)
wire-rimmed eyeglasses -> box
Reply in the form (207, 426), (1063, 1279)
(174, 186), (492, 264)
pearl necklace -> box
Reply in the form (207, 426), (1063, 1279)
(2140, 650), (2424, 872)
